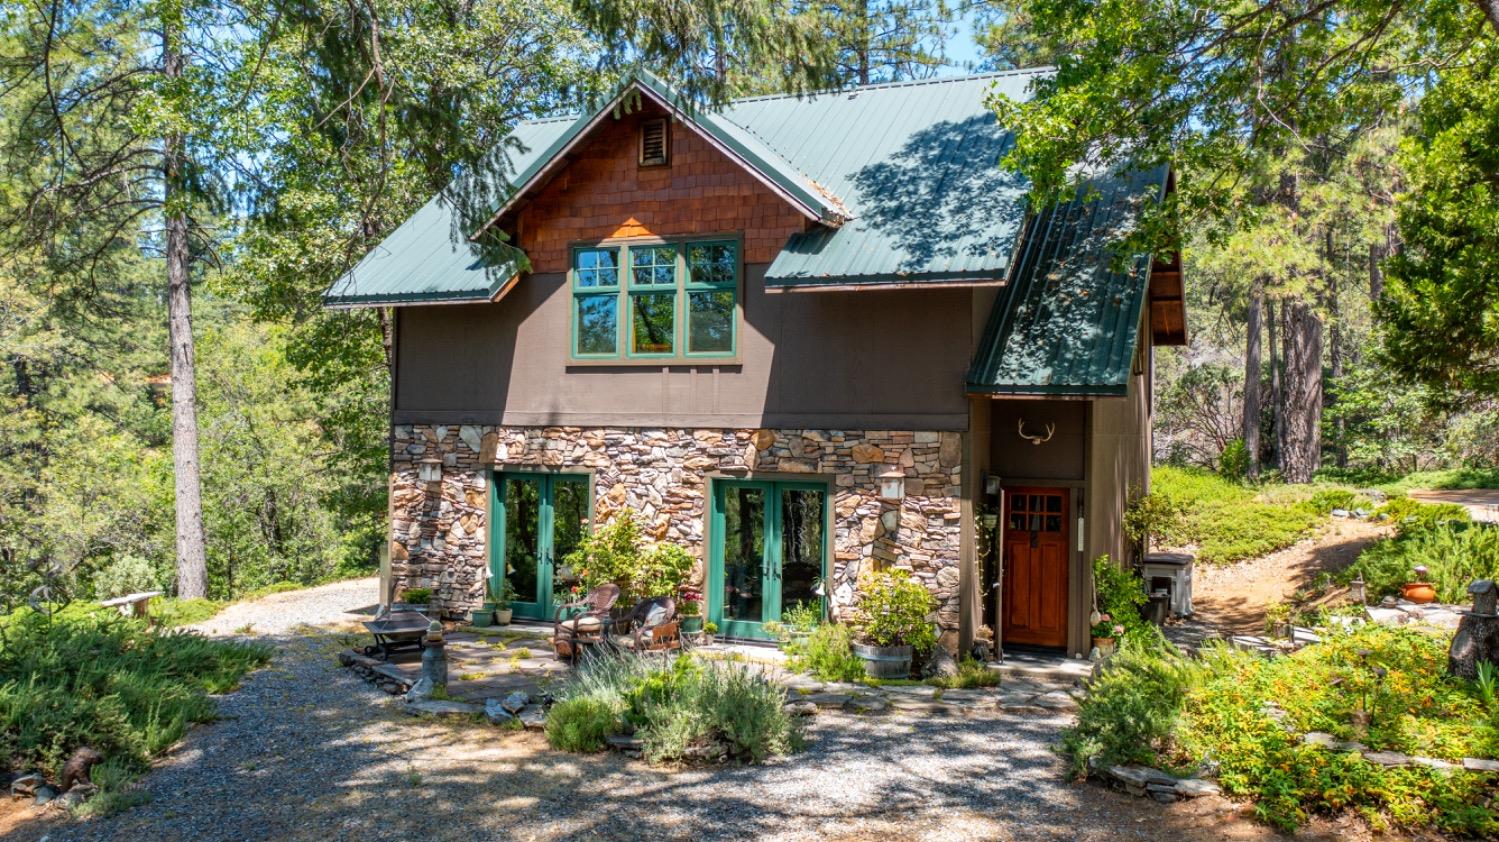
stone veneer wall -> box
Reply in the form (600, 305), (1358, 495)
(389, 424), (964, 640)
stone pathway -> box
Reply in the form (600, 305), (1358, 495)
(1408, 487), (1499, 523)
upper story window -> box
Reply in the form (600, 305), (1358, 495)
(571, 239), (739, 362)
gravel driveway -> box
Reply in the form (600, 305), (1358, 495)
(11, 578), (1310, 842)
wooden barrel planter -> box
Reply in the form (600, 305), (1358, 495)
(852, 643), (913, 679)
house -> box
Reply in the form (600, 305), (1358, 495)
(326, 70), (1188, 657)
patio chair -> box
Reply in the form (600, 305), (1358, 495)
(617, 596), (682, 655)
(552, 583), (620, 663)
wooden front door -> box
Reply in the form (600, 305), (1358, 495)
(1002, 487), (1070, 649)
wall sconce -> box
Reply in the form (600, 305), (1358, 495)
(878, 468), (905, 502)
(418, 457), (443, 483)
(984, 474), (1002, 496)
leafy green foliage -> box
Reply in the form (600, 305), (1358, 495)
(1381, 40), (1499, 399)
(853, 568), (936, 651)
(1061, 639), (1194, 778)
(1375, 497), (1471, 532)
(1151, 468), (1322, 564)
(1172, 626), (1497, 835)
(1121, 489), (1187, 554)
(1091, 555), (1149, 641)
(0, 606), (271, 782)
(543, 697), (617, 752)
(926, 656), (1002, 690)
(785, 623), (867, 682)
(1348, 522), (1499, 603)
(561, 514), (695, 603)
(401, 588), (433, 605)
(93, 556), (161, 600)
(546, 652), (802, 764)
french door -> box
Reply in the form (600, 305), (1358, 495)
(709, 479), (827, 640)
(491, 473), (589, 620)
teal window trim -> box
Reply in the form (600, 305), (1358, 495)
(706, 477), (830, 641)
(568, 237), (739, 363)
(571, 246), (621, 359)
(683, 240), (740, 358)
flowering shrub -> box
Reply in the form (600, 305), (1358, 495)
(1089, 615), (1126, 639)
(853, 568), (936, 651)
(562, 514), (696, 602)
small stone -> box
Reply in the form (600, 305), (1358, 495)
(33, 785), (58, 806)
(606, 735), (644, 751)
(1410, 756), (1457, 771)
(850, 443), (885, 463)
(1361, 750), (1410, 767)
(802, 693), (852, 708)
(927, 648), (959, 679)
(500, 691), (530, 714)
(751, 429), (776, 450)
(850, 695), (889, 713)
(1107, 765), (1177, 788)
(10, 773), (43, 798)
(1463, 757), (1499, 772)
(1147, 783), (1179, 803)
(783, 701), (818, 717)
(483, 698), (514, 725)
(1173, 779), (1221, 798)
(518, 704), (547, 730)
(56, 783), (98, 810)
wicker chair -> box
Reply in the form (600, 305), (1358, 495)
(552, 583), (621, 663)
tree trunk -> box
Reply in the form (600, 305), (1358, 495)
(1267, 297), (1282, 469)
(164, 20), (208, 599)
(1369, 240), (1386, 302)
(1328, 239), (1346, 470)
(1278, 298), (1325, 483)
(1242, 286), (1263, 479)
(1473, 0), (1499, 38)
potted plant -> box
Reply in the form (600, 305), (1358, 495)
(400, 587), (433, 616)
(702, 620), (718, 645)
(679, 587), (703, 634)
(1090, 614), (1125, 657)
(494, 578), (517, 625)
(851, 569), (936, 679)
(1402, 565), (1437, 604)
(782, 600), (821, 643)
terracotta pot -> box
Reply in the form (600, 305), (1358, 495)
(1092, 636), (1117, 657)
(1401, 582), (1437, 604)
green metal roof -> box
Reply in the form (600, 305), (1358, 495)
(325, 69), (1051, 306)
(965, 165), (1171, 396)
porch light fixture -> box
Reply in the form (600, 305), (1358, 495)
(878, 468), (905, 502)
(418, 457), (443, 483)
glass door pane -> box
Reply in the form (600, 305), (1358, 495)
(778, 487), (825, 616)
(502, 475), (544, 618)
(550, 477), (589, 602)
(719, 485), (767, 635)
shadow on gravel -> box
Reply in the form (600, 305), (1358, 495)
(11, 629), (1270, 842)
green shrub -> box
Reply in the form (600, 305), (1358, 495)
(1152, 467), (1321, 564)
(92, 555), (161, 600)
(401, 587), (432, 604)
(548, 651), (802, 764)
(1305, 487), (1362, 515)
(785, 623), (866, 682)
(1171, 625), (1497, 835)
(561, 514), (695, 602)
(1348, 522), (1499, 602)
(1091, 555), (1150, 641)
(1217, 437), (1250, 478)
(1375, 496), (1471, 533)
(543, 696), (617, 752)
(151, 598), (224, 628)
(781, 600), (822, 632)
(1060, 639), (1194, 778)
(853, 568), (936, 651)
(0, 606), (271, 782)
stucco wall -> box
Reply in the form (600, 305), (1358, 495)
(393, 266), (974, 430)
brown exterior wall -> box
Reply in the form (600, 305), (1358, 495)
(511, 104), (810, 272)
(393, 265), (974, 430)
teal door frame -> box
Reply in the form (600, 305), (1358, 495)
(490, 471), (590, 621)
(708, 478), (829, 640)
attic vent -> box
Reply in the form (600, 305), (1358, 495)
(639, 118), (669, 166)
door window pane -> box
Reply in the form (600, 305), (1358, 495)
(779, 488), (825, 615)
(575, 295), (617, 355)
(687, 290), (734, 354)
(504, 477), (542, 602)
(631, 292), (675, 354)
(721, 487), (766, 624)
(551, 479), (589, 585)
(630, 245), (677, 287)
(574, 248), (619, 288)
